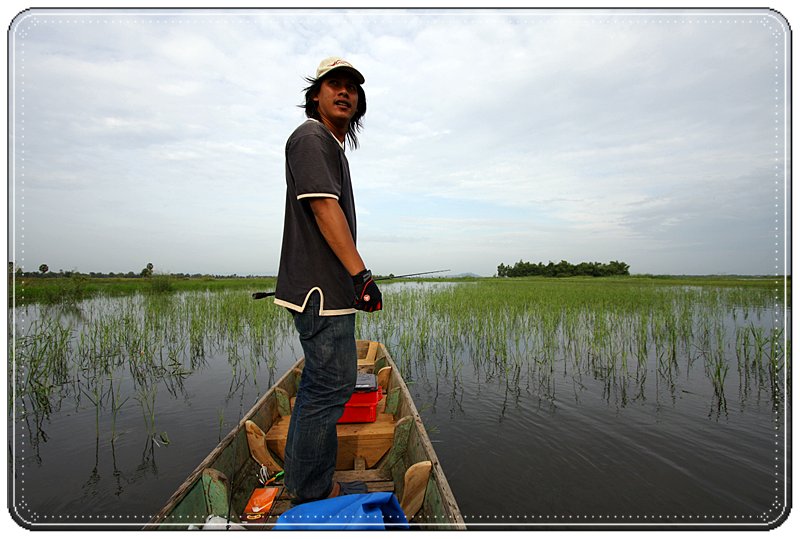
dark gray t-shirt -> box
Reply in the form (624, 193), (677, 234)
(274, 120), (357, 315)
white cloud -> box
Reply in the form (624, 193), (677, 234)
(8, 8), (789, 276)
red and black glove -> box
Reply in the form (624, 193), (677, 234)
(352, 269), (382, 312)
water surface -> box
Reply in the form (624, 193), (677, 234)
(8, 281), (789, 529)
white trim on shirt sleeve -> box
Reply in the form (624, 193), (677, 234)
(297, 193), (340, 201)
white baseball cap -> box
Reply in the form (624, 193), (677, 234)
(315, 56), (365, 84)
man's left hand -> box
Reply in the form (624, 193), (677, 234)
(352, 269), (382, 312)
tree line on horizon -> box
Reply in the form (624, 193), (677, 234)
(497, 259), (631, 278)
(7, 262), (267, 280)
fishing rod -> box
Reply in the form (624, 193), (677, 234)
(251, 269), (451, 300)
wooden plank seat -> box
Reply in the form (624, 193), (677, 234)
(264, 397), (396, 470)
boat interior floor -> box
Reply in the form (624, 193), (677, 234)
(241, 464), (395, 528)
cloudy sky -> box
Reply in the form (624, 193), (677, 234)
(6, 6), (791, 277)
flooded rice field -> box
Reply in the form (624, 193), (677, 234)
(8, 279), (789, 529)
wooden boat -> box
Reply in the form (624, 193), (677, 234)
(145, 340), (465, 529)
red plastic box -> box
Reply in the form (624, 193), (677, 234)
(338, 389), (381, 423)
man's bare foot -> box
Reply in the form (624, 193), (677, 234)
(326, 482), (341, 498)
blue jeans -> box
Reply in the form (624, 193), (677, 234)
(284, 292), (357, 503)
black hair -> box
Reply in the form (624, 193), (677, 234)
(300, 74), (367, 150)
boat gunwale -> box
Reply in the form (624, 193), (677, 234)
(146, 357), (303, 526)
(379, 343), (465, 528)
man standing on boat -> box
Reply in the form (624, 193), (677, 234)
(273, 57), (382, 504)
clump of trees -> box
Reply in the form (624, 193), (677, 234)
(497, 259), (630, 278)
